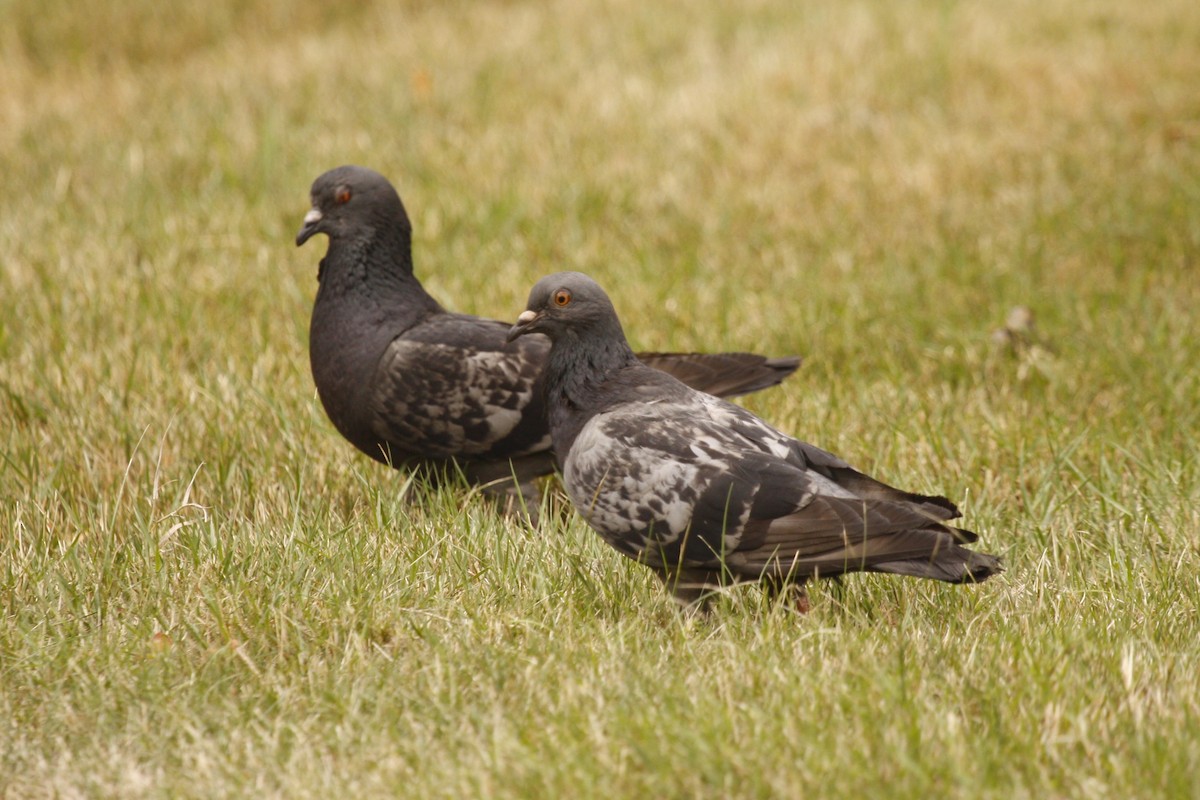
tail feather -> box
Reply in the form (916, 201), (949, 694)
(871, 546), (1003, 584)
(638, 352), (801, 399)
(826, 465), (964, 521)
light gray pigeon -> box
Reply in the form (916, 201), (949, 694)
(508, 271), (1002, 610)
(295, 166), (800, 521)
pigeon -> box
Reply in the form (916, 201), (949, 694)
(294, 166), (800, 521)
(507, 272), (1002, 610)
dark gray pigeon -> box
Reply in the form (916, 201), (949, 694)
(508, 271), (1002, 610)
(295, 166), (800, 521)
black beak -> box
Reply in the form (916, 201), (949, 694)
(506, 309), (541, 343)
(295, 207), (323, 246)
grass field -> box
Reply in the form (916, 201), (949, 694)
(2, 0), (1199, 796)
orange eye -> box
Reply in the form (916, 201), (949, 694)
(552, 289), (572, 307)
(335, 187), (352, 204)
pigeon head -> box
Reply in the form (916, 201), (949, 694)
(296, 165), (412, 248)
(507, 272), (628, 345)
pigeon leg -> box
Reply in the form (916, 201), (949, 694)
(513, 480), (542, 529)
(653, 568), (720, 613)
(763, 576), (811, 614)
(480, 480), (541, 528)
(792, 586), (811, 614)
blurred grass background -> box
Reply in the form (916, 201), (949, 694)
(1, 0), (1198, 797)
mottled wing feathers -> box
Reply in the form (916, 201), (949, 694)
(370, 314), (551, 461)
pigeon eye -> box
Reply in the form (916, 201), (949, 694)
(552, 289), (572, 308)
(335, 187), (352, 204)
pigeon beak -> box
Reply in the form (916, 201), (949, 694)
(506, 310), (541, 343)
(295, 207), (323, 246)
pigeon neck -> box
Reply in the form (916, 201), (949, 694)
(319, 227), (442, 319)
(545, 330), (638, 412)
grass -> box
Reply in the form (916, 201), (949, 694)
(2, 0), (1199, 796)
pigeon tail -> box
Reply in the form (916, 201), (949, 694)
(638, 352), (801, 399)
(824, 466), (963, 520)
(871, 546), (1003, 584)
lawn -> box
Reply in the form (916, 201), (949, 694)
(2, 0), (1198, 797)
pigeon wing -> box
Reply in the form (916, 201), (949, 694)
(561, 393), (803, 566)
(369, 314), (552, 462)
